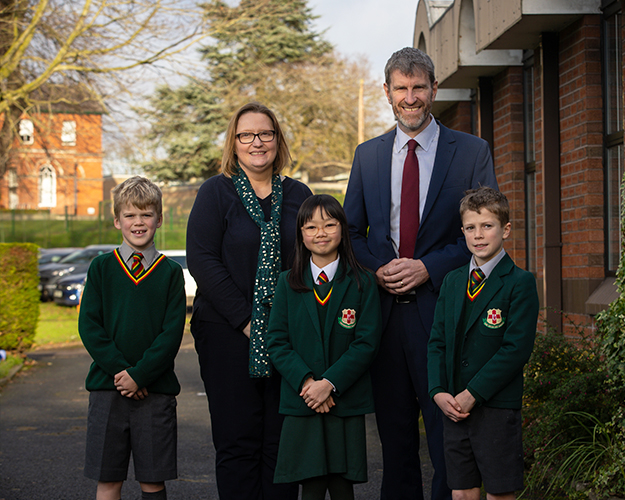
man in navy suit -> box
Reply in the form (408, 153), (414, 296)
(344, 47), (498, 500)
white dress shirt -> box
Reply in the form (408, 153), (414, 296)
(310, 256), (340, 284)
(390, 116), (440, 257)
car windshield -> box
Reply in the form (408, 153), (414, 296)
(58, 249), (88, 264)
(59, 248), (110, 264)
(39, 254), (66, 265)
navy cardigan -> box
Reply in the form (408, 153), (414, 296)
(186, 173), (312, 330)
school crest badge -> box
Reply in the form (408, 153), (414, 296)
(483, 308), (505, 329)
(339, 309), (357, 329)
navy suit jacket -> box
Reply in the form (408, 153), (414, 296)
(343, 122), (498, 333)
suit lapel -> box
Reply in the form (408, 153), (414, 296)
(464, 255), (514, 332)
(377, 130), (395, 234)
(303, 269), (323, 340)
(421, 123), (456, 226)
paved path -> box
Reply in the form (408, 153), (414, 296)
(0, 334), (432, 500)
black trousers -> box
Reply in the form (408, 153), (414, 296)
(370, 301), (452, 500)
(192, 319), (298, 500)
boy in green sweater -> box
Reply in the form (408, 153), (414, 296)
(79, 176), (186, 500)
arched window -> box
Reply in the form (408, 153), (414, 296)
(38, 164), (57, 208)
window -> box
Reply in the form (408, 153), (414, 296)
(38, 164), (57, 208)
(523, 51), (537, 274)
(7, 169), (18, 189)
(602, 1), (624, 272)
(19, 119), (34, 144)
(8, 169), (18, 209)
(61, 120), (76, 146)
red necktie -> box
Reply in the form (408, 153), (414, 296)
(399, 139), (420, 258)
(318, 271), (329, 284)
(131, 252), (144, 278)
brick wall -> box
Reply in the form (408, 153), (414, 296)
(438, 101), (473, 134)
(433, 15), (611, 337)
(492, 67), (526, 269)
(1, 113), (103, 216)
(558, 15), (604, 334)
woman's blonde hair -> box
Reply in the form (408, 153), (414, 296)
(221, 102), (291, 177)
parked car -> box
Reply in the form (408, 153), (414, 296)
(38, 247), (82, 266)
(39, 244), (117, 301)
(162, 250), (197, 309)
(52, 272), (87, 307)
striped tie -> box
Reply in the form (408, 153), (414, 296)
(318, 271), (329, 284)
(467, 268), (486, 301)
(131, 252), (144, 278)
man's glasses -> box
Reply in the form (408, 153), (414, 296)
(301, 221), (340, 237)
(236, 131), (276, 144)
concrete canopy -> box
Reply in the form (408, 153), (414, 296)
(414, 0), (600, 90)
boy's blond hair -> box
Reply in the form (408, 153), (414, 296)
(459, 187), (509, 227)
(112, 176), (162, 218)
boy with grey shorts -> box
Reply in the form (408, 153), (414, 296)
(79, 177), (186, 500)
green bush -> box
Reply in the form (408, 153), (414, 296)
(526, 410), (625, 500)
(521, 175), (625, 499)
(522, 322), (613, 461)
(521, 322), (625, 499)
(0, 243), (40, 351)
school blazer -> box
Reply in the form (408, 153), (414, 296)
(427, 254), (539, 409)
(267, 264), (382, 417)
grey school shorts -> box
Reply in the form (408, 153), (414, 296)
(442, 405), (524, 494)
(84, 390), (177, 483)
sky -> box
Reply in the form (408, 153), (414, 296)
(308, 0), (420, 84)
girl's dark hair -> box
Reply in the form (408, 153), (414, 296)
(288, 194), (367, 292)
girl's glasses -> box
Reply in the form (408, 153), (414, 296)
(302, 221), (340, 236)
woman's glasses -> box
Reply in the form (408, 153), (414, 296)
(236, 131), (275, 144)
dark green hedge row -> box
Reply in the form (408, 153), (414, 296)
(0, 243), (40, 351)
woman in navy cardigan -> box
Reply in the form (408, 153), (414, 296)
(186, 102), (312, 500)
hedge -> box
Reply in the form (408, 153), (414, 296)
(0, 243), (40, 351)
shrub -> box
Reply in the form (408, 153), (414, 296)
(523, 322), (613, 462)
(521, 319), (625, 499)
(0, 243), (40, 351)
(521, 174), (625, 499)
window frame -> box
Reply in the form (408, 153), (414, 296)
(18, 119), (34, 145)
(61, 120), (77, 146)
(601, 0), (624, 275)
(523, 50), (537, 275)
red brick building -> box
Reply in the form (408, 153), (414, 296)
(415, 0), (623, 334)
(0, 86), (105, 216)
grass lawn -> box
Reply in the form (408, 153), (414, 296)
(33, 301), (192, 348)
(0, 303), (79, 380)
(0, 353), (24, 380)
(35, 301), (81, 347)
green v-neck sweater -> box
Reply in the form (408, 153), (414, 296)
(78, 250), (186, 394)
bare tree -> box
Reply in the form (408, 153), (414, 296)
(255, 54), (386, 177)
(0, 0), (205, 178)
